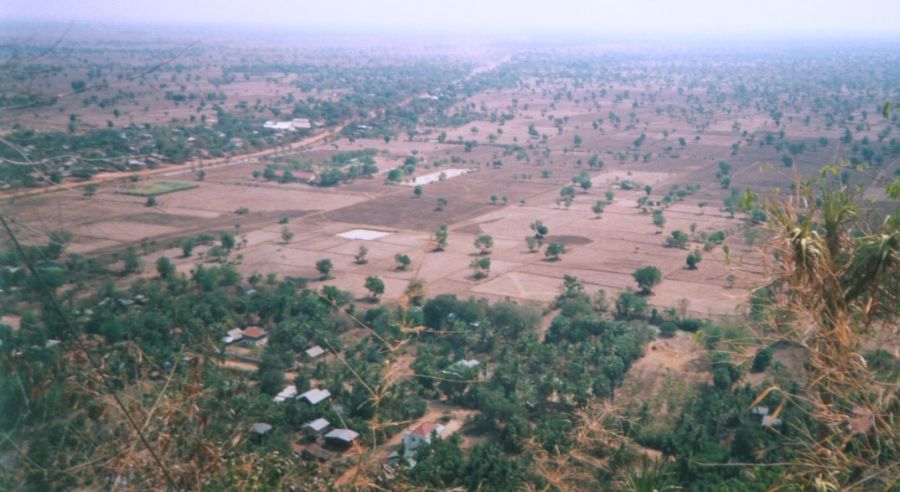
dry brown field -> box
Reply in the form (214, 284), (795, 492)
(4, 45), (894, 323)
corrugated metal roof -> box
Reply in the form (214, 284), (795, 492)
(299, 388), (331, 405)
(303, 418), (330, 431)
(324, 428), (359, 442)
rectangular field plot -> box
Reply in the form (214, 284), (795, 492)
(119, 181), (198, 197)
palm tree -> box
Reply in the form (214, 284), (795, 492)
(758, 169), (898, 489)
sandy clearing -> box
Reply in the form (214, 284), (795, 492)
(399, 168), (474, 186)
(336, 229), (393, 240)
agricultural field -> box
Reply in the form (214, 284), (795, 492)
(118, 180), (197, 196)
(0, 20), (898, 492)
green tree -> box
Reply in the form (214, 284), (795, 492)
(633, 266), (662, 295)
(530, 220), (549, 238)
(615, 289), (649, 318)
(365, 275), (385, 300)
(409, 435), (466, 488)
(463, 442), (525, 491)
(474, 234), (494, 254)
(316, 258), (333, 280)
(355, 245), (369, 264)
(414, 185), (423, 197)
(122, 246), (142, 274)
(665, 230), (689, 249)
(395, 253), (411, 271)
(433, 225), (448, 252)
(156, 256), (175, 279)
(605, 190), (615, 203)
(181, 238), (195, 257)
(258, 353), (286, 396)
(220, 231), (235, 250)
(592, 201), (605, 217)
(435, 197), (448, 211)
(544, 242), (567, 261)
(652, 209), (666, 232)
(470, 257), (491, 279)
(280, 227), (294, 244)
(751, 346), (774, 373)
(686, 249), (702, 270)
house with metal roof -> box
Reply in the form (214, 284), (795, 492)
(273, 385), (298, 403)
(324, 428), (359, 449)
(250, 422), (272, 435)
(298, 388), (331, 405)
(301, 418), (331, 438)
(222, 328), (244, 345)
(305, 345), (326, 359)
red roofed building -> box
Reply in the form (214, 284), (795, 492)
(241, 326), (268, 345)
(410, 423), (442, 437)
(403, 422), (445, 457)
(293, 171), (315, 182)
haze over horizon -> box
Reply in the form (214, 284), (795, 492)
(3, 0), (900, 39)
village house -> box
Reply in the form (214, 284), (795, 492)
(443, 359), (480, 378)
(305, 345), (325, 359)
(324, 428), (359, 450)
(403, 423), (444, 458)
(240, 326), (268, 346)
(222, 328), (244, 345)
(250, 422), (272, 436)
(298, 388), (331, 406)
(301, 418), (330, 439)
(273, 385), (298, 403)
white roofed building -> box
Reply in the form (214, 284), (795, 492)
(298, 388), (331, 405)
(273, 385), (298, 403)
(302, 418), (331, 437)
(324, 428), (359, 449)
(305, 345), (325, 359)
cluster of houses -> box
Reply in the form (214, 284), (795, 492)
(300, 419), (361, 461)
(249, 416), (360, 459)
(269, 385), (362, 460)
(218, 326), (361, 457)
(219, 324), (472, 466)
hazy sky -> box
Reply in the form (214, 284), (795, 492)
(3, 0), (900, 37)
